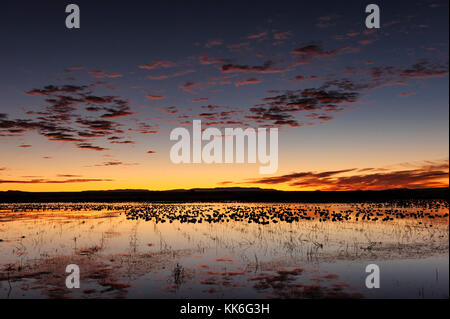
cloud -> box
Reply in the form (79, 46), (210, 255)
(221, 61), (287, 74)
(198, 112), (217, 120)
(147, 75), (169, 80)
(322, 60), (448, 94)
(180, 82), (198, 93)
(192, 98), (209, 102)
(88, 70), (123, 79)
(291, 44), (357, 64)
(294, 75), (318, 81)
(95, 161), (121, 166)
(139, 60), (176, 70)
(91, 161), (140, 167)
(0, 178), (113, 184)
(244, 161), (449, 190)
(246, 85), (359, 127)
(172, 69), (196, 77)
(367, 60), (449, 82)
(110, 140), (135, 145)
(399, 60), (449, 79)
(127, 121), (159, 134)
(248, 169), (356, 184)
(346, 32), (360, 37)
(158, 106), (179, 114)
(235, 78), (261, 87)
(98, 98), (134, 118)
(273, 31), (292, 40)
(76, 143), (108, 151)
(25, 85), (89, 96)
(247, 32), (267, 39)
(314, 61), (448, 98)
(1, 116), (80, 142)
(75, 119), (121, 132)
(1, 84), (139, 152)
(200, 56), (226, 65)
(146, 94), (165, 100)
(57, 174), (82, 177)
(194, 108), (244, 126)
(143, 69), (195, 81)
(398, 92), (417, 97)
(305, 113), (334, 121)
(291, 44), (324, 55)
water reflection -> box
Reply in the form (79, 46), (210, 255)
(0, 202), (448, 299)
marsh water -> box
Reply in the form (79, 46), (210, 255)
(0, 202), (448, 299)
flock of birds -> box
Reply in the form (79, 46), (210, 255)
(0, 201), (448, 226)
(123, 202), (449, 225)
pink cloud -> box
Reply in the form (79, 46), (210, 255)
(273, 31), (292, 40)
(398, 92), (417, 97)
(235, 78), (261, 87)
(146, 94), (165, 100)
(200, 56), (225, 65)
(180, 82), (198, 93)
(158, 106), (178, 114)
(172, 69), (196, 77)
(221, 61), (287, 74)
(192, 98), (209, 102)
(139, 60), (175, 70)
(88, 70), (123, 79)
(147, 75), (169, 80)
(247, 32), (267, 39)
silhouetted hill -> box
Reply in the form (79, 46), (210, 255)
(0, 187), (448, 203)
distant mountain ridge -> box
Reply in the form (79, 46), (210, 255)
(0, 187), (448, 203)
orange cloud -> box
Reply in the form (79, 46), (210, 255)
(243, 161), (449, 191)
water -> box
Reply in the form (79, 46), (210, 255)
(0, 202), (448, 299)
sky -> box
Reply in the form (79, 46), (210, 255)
(0, 0), (449, 192)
